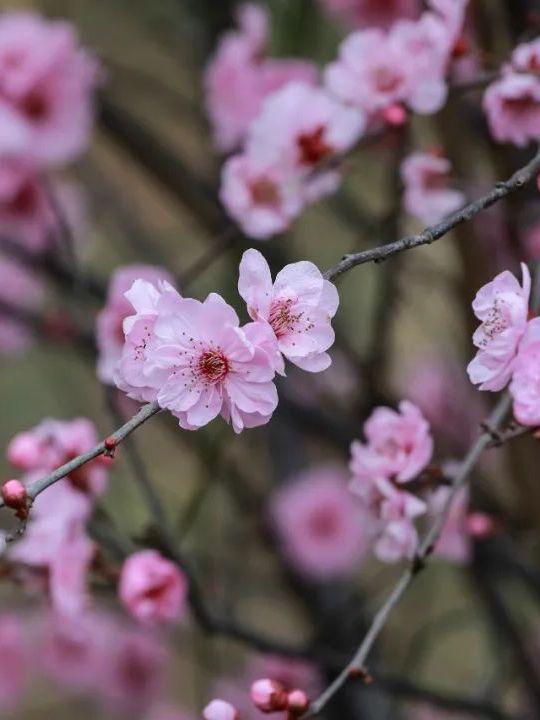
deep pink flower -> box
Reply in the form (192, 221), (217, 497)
(203, 700), (239, 720)
(467, 263), (531, 392)
(317, 0), (420, 29)
(0, 12), (100, 166)
(7, 417), (108, 495)
(484, 71), (540, 147)
(401, 151), (465, 224)
(97, 264), (175, 384)
(510, 317), (540, 427)
(350, 401), (433, 483)
(0, 616), (26, 709)
(119, 549), (188, 625)
(220, 153), (305, 239)
(238, 248), (339, 372)
(250, 678), (287, 712)
(204, 3), (317, 153)
(270, 465), (368, 579)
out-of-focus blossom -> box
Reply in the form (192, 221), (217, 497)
(204, 3), (317, 153)
(524, 221), (540, 261)
(270, 465), (368, 580)
(511, 37), (540, 74)
(350, 401), (433, 483)
(317, 0), (420, 29)
(48, 528), (95, 617)
(119, 549), (188, 625)
(238, 248), (339, 372)
(0, 254), (43, 354)
(0, 616), (26, 709)
(0, 12), (100, 166)
(510, 317), (540, 426)
(96, 264), (175, 384)
(374, 516), (419, 563)
(467, 264), (531, 392)
(429, 482), (471, 563)
(7, 417), (108, 495)
(484, 71), (540, 147)
(203, 700), (239, 720)
(401, 151), (465, 225)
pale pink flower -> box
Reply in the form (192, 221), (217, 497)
(0, 253), (43, 354)
(317, 0), (420, 29)
(204, 3), (317, 153)
(350, 401), (433, 483)
(49, 528), (95, 616)
(374, 517), (419, 563)
(149, 291), (279, 432)
(0, 616), (26, 709)
(467, 263), (531, 392)
(220, 153), (304, 239)
(119, 549), (188, 625)
(511, 38), (540, 74)
(270, 465), (368, 579)
(96, 264), (175, 384)
(0, 12), (100, 166)
(510, 317), (540, 427)
(238, 248), (339, 372)
(401, 152), (465, 225)
(430, 483), (471, 563)
(203, 700), (239, 720)
(484, 71), (540, 147)
(247, 81), (365, 180)
(7, 417), (108, 495)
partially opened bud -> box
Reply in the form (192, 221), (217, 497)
(466, 512), (496, 539)
(251, 678), (288, 712)
(286, 689), (309, 716)
(2, 479), (28, 518)
(203, 700), (239, 720)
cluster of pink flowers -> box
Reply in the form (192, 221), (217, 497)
(484, 38), (540, 146)
(5, 418), (109, 615)
(113, 249), (338, 432)
(317, 0), (421, 29)
(401, 150), (465, 225)
(214, 1), (468, 238)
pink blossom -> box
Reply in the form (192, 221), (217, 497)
(350, 401), (433, 483)
(467, 263), (531, 392)
(7, 417), (108, 495)
(119, 550), (188, 625)
(370, 478), (425, 562)
(317, 0), (420, 29)
(238, 248), (339, 372)
(270, 465), (368, 579)
(203, 700), (239, 720)
(204, 3), (317, 153)
(374, 517), (419, 563)
(0, 615), (26, 709)
(220, 153), (305, 239)
(511, 38), (540, 74)
(429, 483), (471, 563)
(49, 528), (95, 616)
(483, 71), (540, 147)
(0, 12), (100, 166)
(96, 264), (175, 384)
(401, 152), (465, 225)
(250, 678), (287, 712)
(510, 317), (540, 427)
(0, 254), (43, 355)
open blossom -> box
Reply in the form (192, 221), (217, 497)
(7, 417), (108, 495)
(401, 152), (465, 225)
(484, 71), (540, 147)
(220, 154), (305, 239)
(96, 264), (175, 384)
(467, 264), (531, 392)
(204, 3), (317, 153)
(510, 317), (540, 427)
(0, 12), (100, 166)
(317, 0), (420, 29)
(512, 38), (540, 74)
(350, 401), (433, 483)
(119, 550), (188, 625)
(238, 249), (339, 372)
(270, 465), (368, 579)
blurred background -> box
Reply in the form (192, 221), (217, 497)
(1, 1), (540, 719)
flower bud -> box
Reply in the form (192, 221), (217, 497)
(466, 512), (496, 539)
(383, 103), (407, 127)
(203, 699), (239, 720)
(2, 479), (28, 519)
(251, 678), (288, 713)
(286, 689), (309, 716)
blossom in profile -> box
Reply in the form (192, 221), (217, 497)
(401, 151), (465, 225)
(238, 248), (339, 372)
(119, 549), (188, 625)
(467, 264), (531, 391)
(510, 317), (540, 426)
(270, 465), (368, 579)
(484, 71), (540, 147)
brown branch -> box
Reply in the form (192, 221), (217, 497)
(303, 394), (513, 718)
(323, 145), (540, 282)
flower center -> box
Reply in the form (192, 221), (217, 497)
(307, 506), (339, 539)
(504, 94), (538, 115)
(372, 66), (403, 94)
(297, 125), (333, 166)
(20, 90), (49, 122)
(250, 177), (280, 207)
(9, 181), (37, 215)
(268, 298), (302, 338)
(480, 299), (509, 345)
(198, 349), (229, 384)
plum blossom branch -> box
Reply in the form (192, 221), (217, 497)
(303, 394), (513, 718)
(323, 145), (540, 282)
(0, 401), (161, 509)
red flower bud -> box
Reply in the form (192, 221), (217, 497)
(103, 436), (117, 458)
(383, 103), (407, 127)
(2, 479), (28, 519)
(286, 689), (309, 716)
(250, 679), (288, 713)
